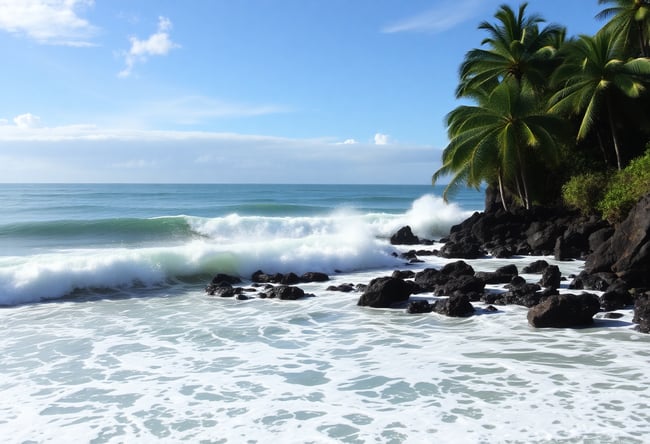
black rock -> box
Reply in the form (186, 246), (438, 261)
(432, 295), (475, 317)
(600, 289), (633, 311)
(301, 272), (330, 282)
(357, 277), (413, 308)
(522, 260), (549, 274)
(390, 226), (420, 245)
(407, 300), (433, 314)
(267, 285), (306, 300)
(527, 293), (601, 328)
(539, 265), (562, 290)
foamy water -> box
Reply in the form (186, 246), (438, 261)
(1, 184), (647, 443)
(1, 253), (647, 443)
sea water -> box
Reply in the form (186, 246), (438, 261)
(0, 184), (648, 443)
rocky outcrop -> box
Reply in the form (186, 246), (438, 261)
(585, 194), (650, 288)
(527, 293), (600, 328)
(440, 206), (609, 259)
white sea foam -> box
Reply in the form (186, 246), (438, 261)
(1, 253), (648, 443)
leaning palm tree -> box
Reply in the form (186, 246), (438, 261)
(597, 0), (650, 57)
(549, 31), (650, 170)
(456, 2), (565, 98)
(434, 80), (566, 211)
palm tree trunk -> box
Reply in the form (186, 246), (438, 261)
(520, 169), (531, 209)
(497, 172), (509, 212)
(606, 96), (623, 170)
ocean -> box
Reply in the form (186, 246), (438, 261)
(1, 183), (648, 443)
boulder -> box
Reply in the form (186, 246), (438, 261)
(390, 226), (420, 245)
(600, 289), (633, 311)
(267, 285), (306, 300)
(476, 264), (518, 284)
(357, 277), (413, 308)
(434, 275), (485, 296)
(539, 265), (562, 290)
(440, 260), (475, 277)
(205, 282), (241, 297)
(300, 272), (329, 282)
(527, 293), (600, 328)
(522, 260), (549, 274)
(432, 295), (475, 317)
(439, 240), (483, 259)
(414, 268), (447, 292)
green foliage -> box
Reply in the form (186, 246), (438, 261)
(598, 149), (650, 221)
(561, 171), (609, 215)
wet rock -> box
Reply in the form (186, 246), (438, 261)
(600, 289), (633, 311)
(522, 260), (549, 274)
(434, 275), (485, 297)
(407, 300), (433, 314)
(569, 271), (615, 291)
(432, 295), (475, 317)
(267, 285), (306, 300)
(357, 277), (413, 308)
(439, 240), (483, 259)
(326, 284), (355, 293)
(205, 282), (242, 298)
(539, 265), (562, 290)
(633, 296), (650, 333)
(476, 264), (518, 284)
(390, 226), (420, 245)
(392, 270), (415, 279)
(527, 293), (600, 328)
(300, 272), (329, 282)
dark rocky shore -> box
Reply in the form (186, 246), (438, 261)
(206, 192), (650, 333)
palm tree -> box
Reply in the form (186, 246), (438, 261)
(456, 2), (565, 98)
(597, 0), (650, 57)
(433, 80), (566, 210)
(549, 32), (650, 170)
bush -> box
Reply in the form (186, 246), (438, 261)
(598, 150), (650, 222)
(561, 172), (608, 215)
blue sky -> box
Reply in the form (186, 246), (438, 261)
(0, 0), (603, 184)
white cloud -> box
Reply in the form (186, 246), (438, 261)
(382, 0), (484, 34)
(0, 122), (438, 184)
(119, 16), (179, 78)
(0, 118), (8, 125)
(374, 133), (390, 145)
(336, 138), (358, 145)
(0, 0), (97, 46)
(13, 113), (42, 129)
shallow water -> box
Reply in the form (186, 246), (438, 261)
(1, 254), (648, 443)
(1, 184), (647, 443)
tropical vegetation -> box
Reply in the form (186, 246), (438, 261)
(433, 1), (650, 217)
